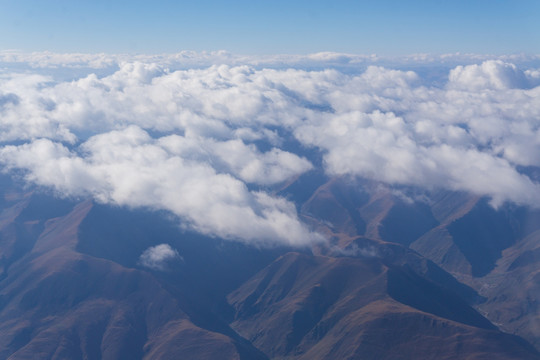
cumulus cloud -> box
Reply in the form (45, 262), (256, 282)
(0, 126), (318, 246)
(448, 60), (531, 90)
(139, 244), (182, 271)
(1, 54), (540, 245)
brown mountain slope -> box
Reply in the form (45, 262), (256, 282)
(3, 174), (540, 358)
(0, 191), (263, 360)
(283, 175), (539, 280)
(228, 252), (539, 360)
(277, 174), (540, 353)
(466, 229), (540, 351)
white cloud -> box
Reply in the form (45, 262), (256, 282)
(448, 60), (530, 90)
(0, 126), (319, 246)
(2, 51), (538, 72)
(207, 139), (313, 185)
(139, 244), (181, 271)
(1, 55), (540, 245)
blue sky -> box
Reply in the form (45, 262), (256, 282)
(0, 0), (539, 55)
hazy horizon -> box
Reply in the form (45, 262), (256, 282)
(1, 0), (539, 55)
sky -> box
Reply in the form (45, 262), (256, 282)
(0, 0), (539, 55)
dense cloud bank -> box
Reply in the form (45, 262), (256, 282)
(2, 50), (539, 71)
(1, 53), (540, 245)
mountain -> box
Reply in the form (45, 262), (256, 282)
(228, 252), (537, 360)
(0, 179), (272, 359)
(280, 172), (540, 354)
(1, 173), (540, 358)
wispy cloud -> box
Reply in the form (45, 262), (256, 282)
(139, 244), (182, 271)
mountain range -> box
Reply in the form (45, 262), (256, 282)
(1, 170), (540, 359)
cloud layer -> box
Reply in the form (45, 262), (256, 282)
(1, 54), (540, 245)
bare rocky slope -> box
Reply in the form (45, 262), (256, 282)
(1, 173), (540, 359)
(281, 172), (540, 353)
(228, 252), (538, 359)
